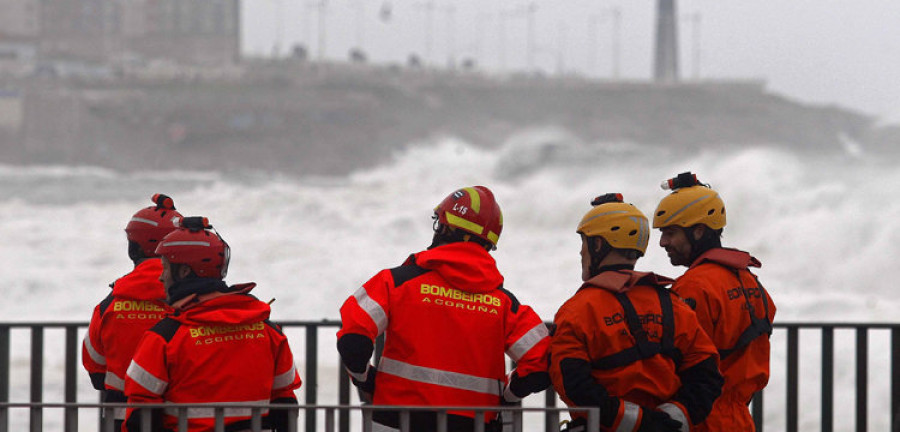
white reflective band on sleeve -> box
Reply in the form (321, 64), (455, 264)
(161, 241), (211, 247)
(105, 371), (125, 391)
(272, 364), (297, 390)
(353, 286), (387, 335)
(657, 403), (689, 432)
(126, 361), (168, 396)
(130, 217), (159, 227)
(83, 334), (107, 366)
(506, 323), (550, 362)
(615, 401), (640, 432)
(346, 364), (372, 382)
(379, 356), (502, 396)
(163, 400), (270, 418)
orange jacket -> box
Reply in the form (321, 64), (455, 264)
(550, 268), (722, 432)
(337, 242), (550, 422)
(123, 281), (301, 432)
(82, 258), (171, 411)
(671, 248), (776, 431)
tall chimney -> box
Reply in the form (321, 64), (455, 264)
(654, 0), (679, 83)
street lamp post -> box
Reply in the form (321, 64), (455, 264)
(682, 11), (701, 80)
(317, 0), (328, 61)
(414, 0), (436, 66)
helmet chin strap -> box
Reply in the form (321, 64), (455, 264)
(429, 225), (491, 251)
(684, 225), (722, 264)
(586, 236), (613, 278)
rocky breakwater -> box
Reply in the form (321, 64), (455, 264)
(1, 63), (893, 175)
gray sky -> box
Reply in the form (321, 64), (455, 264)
(242, 0), (900, 122)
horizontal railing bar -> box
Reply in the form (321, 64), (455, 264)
(0, 402), (594, 413)
(3, 321), (900, 328)
(0, 321), (343, 328)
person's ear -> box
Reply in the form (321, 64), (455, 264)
(691, 225), (705, 241)
(592, 237), (606, 254)
(177, 265), (193, 279)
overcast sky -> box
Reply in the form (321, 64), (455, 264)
(241, 0), (900, 122)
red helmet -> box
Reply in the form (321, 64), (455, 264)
(434, 186), (503, 248)
(155, 217), (231, 279)
(125, 194), (183, 257)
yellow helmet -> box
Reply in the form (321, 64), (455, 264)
(652, 172), (726, 230)
(577, 193), (650, 254)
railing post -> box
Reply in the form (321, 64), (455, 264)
(544, 389), (558, 432)
(752, 391), (763, 432)
(374, 334), (384, 365)
(892, 327), (900, 432)
(305, 325), (318, 432)
(786, 325), (798, 432)
(0, 326), (8, 432)
(30, 326), (43, 432)
(856, 327), (868, 432)
(65, 326), (78, 432)
(338, 366), (350, 432)
(821, 326), (833, 432)
(325, 407), (334, 432)
(0, 325), (8, 432)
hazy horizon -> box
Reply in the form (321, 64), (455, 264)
(241, 0), (900, 122)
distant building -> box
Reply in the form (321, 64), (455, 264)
(0, 0), (239, 65)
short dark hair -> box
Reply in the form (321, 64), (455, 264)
(431, 224), (493, 251)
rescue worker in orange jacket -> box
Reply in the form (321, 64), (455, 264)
(82, 194), (181, 429)
(337, 186), (551, 432)
(123, 216), (302, 432)
(654, 173), (776, 432)
(550, 193), (723, 432)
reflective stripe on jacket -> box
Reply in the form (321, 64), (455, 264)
(672, 248), (776, 432)
(82, 259), (171, 394)
(123, 288), (302, 432)
(337, 242), (550, 418)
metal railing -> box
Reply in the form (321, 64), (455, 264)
(1, 321), (898, 432)
(0, 402), (599, 432)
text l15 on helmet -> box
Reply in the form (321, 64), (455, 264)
(155, 216), (231, 279)
(125, 194), (183, 257)
(434, 186), (503, 248)
(653, 172), (726, 230)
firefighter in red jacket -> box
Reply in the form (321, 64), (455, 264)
(82, 194), (181, 429)
(337, 186), (551, 432)
(123, 216), (302, 432)
(550, 193), (723, 432)
(654, 173), (776, 432)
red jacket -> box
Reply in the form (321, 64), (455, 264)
(123, 282), (302, 432)
(671, 248), (776, 432)
(83, 259), (171, 404)
(338, 242), (550, 421)
(550, 269), (722, 432)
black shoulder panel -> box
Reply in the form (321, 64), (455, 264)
(149, 318), (181, 342)
(497, 285), (520, 314)
(264, 319), (284, 335)
(98, 293), (115, 315)
(389, 263), (432, 287)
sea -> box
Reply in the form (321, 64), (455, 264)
(2, 130), (898, 430)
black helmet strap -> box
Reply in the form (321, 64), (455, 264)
(585, 235), (614, 279)
(684, 225), (723, 264)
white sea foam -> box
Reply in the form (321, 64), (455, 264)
(2, 134), (897, 430)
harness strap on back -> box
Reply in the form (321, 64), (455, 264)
(592, 287), (681, 370)
(719, 270), (773, 360)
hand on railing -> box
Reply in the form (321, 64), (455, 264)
(350, 364), (377, 404)
(637, 408), (683, 432)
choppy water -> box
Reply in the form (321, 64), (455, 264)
(2, 131), (898, 430)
